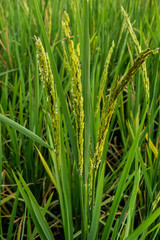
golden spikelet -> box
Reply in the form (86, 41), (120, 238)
(94, 48), (158, 174)
(95, 40), (115, 117)
(35, 36), (61, 171)
(62, 12), (84, 175)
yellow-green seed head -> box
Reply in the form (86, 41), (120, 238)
(62, 12), (84, 176)
(35, 36), (61, 171)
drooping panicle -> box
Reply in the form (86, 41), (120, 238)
(35, 36), (61, 171)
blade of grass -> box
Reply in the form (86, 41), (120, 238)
(111, 219), (119, 240)
(13, 171), (55, 240)
(154, 0), (160, 41)
(30, 193), (54, 240)
(0, 68), (18, 77)
(146, 223), (160, 240)
(7, 190), (20, 240)
(48, 126), (72, 240)
(13, 172), (50, 240)
(127, 120), (153, 200)
(138, 149), (153, 199)
(0, 122), (2, 236)
(60, 122), (73, 239)
(0, 114), (52, 150)
(15, 40), (26, 103)
(126, 207), (160, 240)
(27, 209), (31, 240)
(12, 74), (19, 110)
(101, 106), (148, 240)
(0, 236), (5, 240)
(88, 163), (105, 240)
(21, 207), (27, 240)
(0, 73), (9, 113)
(8, 102), (20, 167)
(36, 146), (57, 189)
(124, 168), (141, 238)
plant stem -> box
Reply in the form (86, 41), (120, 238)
(82, 0), (90, 238)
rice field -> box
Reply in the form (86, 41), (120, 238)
(0, 0), (160, 239)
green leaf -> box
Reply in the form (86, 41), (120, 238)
(88, 163), (105, 240)
(13, 171), (55, 240)
(0, 122), (2, 234)
(30, 193), (54, 240)
(36, 146), (57, 189)
(101, 106), (148, 240)
(7, 190), (20, 240)
(0, 114), (52, 150)
(0, 68), (18, 77)
(126, 208), (160, 240)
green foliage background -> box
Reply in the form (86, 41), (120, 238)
(0, 0), (160, 239)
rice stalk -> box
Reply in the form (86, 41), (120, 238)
(89, 143), (94, 208)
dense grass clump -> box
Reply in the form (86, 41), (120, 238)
(0, 0), (160, 239)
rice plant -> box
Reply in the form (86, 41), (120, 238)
(0, 0), (160, 239)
